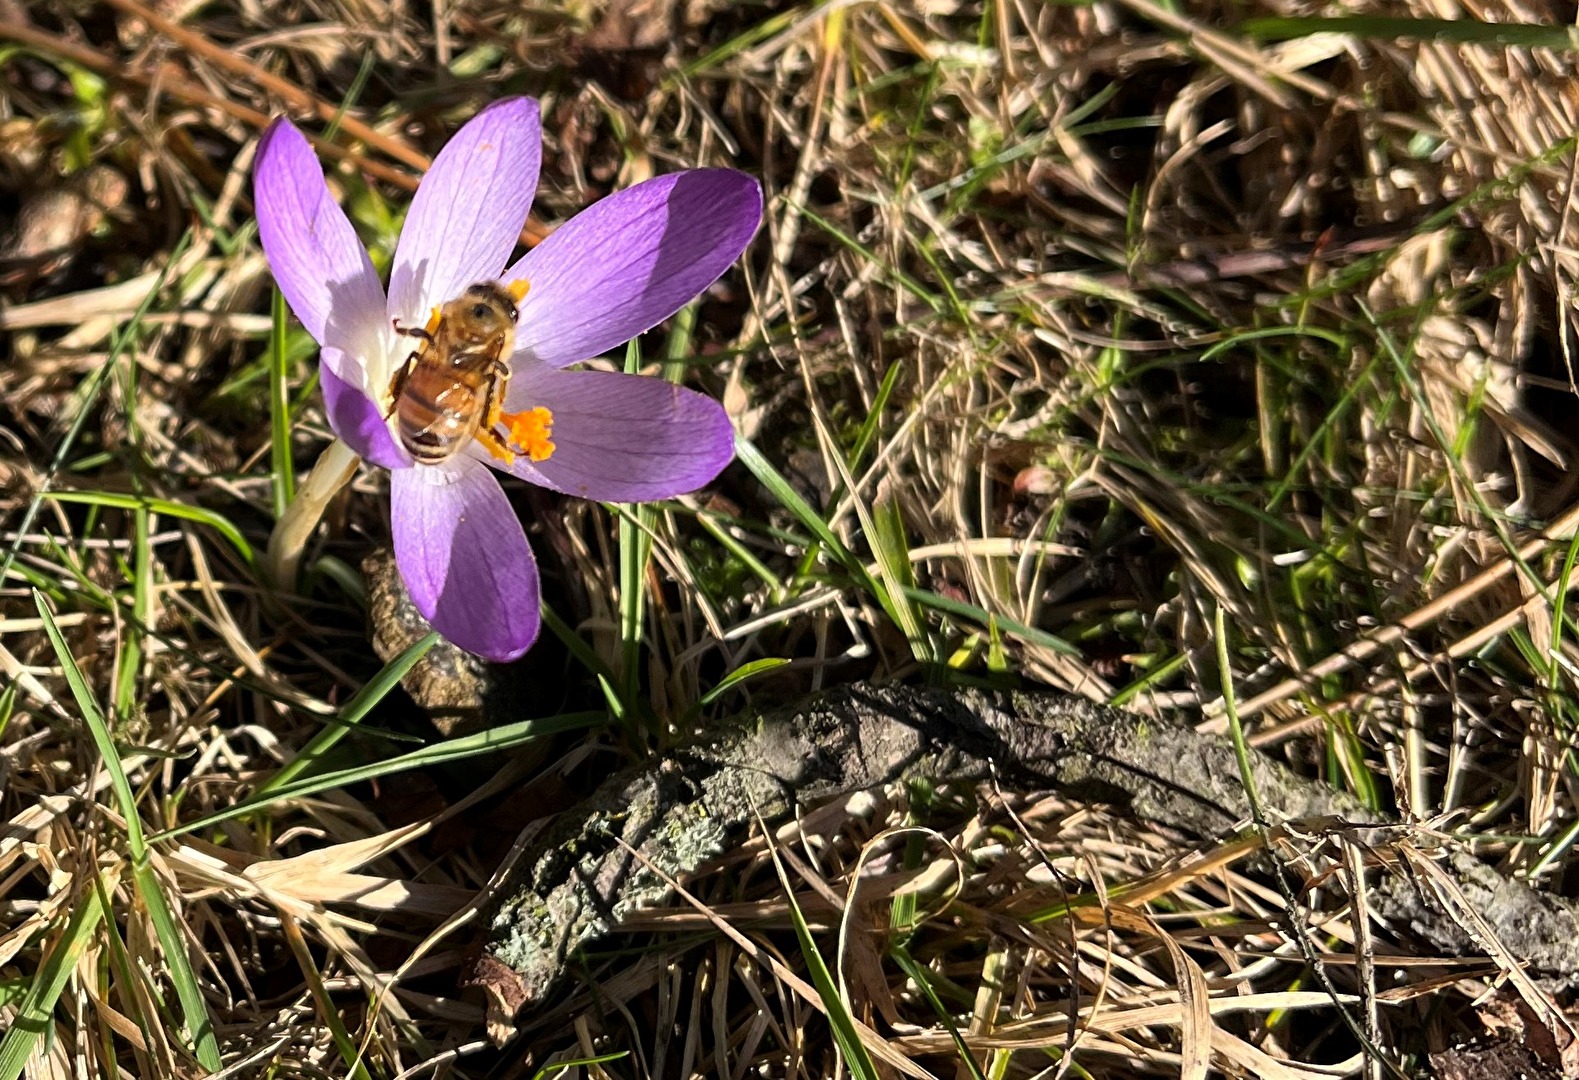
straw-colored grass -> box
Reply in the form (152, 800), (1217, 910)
(2, 0), (1578, 1075)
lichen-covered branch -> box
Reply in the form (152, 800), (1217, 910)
(470, 683), (1579, 1006)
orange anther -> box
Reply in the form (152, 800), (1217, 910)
(502, 406), (555, 462)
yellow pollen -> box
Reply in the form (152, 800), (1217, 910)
(502, 406), (555, 462)
(423, 305), (443, 335)
(506, 278), (531, 302)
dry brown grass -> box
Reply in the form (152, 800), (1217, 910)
(2, 0), (1579, 1075)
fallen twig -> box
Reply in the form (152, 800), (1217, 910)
(469, 683), (1579, 1008)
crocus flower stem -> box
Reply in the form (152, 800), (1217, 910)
(265, 437), (360, 591)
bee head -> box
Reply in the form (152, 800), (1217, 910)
(452, 281), (520, 342)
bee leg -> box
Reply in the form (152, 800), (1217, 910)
(391, 318), (434, 343)
(385, 352), (417, 419)
(473, 425), (516, 464)
(482, 359), (511, 434)
(393, 305), (444, 342)
(472, 366), (517, 464)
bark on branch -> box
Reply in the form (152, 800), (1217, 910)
(471, 683), (1579, 1006)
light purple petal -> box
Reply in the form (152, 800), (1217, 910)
(391, 458), (540, 661)
(505, 170), (761, 369)
(387, 98), (542, 325)
(319, 352), (410, 469)
(254, 118), (387, 355)
(491, 368), (734, 502)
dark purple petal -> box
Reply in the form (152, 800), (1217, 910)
(505, 170), (761, 368)
(253, 117), (387, 355)
(390, 458), (540, 661)
(387, 98), (542, 326)
(490, 368), (734, 502)
(319, 352), (410, 469)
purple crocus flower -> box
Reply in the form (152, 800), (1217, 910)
(254, 98), (760, 661)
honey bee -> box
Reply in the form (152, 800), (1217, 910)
(388, 279), (552, 466)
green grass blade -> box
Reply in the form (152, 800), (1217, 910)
(765, 845), (882, 1080)
(323, 49), (376, 141)
(797, 203), (943, 312)
(0, 229), (192, 594)
(1532, 816), (1579, 878)
(281, 914), (373, 1080)
(533, 1051), (631, 1079)
(661, 298), (698, 382)
(1213, 605), (1266, 826)
(695, 510), (786, 601)
(677, 5), (803, 76)
(0, 677), (17, 739)
(0, 880), (107, 1080)
(91, 872), (159, 1054)
(698, 657), (791, 707)
(35, 590), (142, 841)
(903, 586), (1080, 657)
(866, 495), (930, 662)
(617, 338), (654, 731)
(847, 359), (904, 473)
(112, 504), (150, 719)
(1547, 530), (1579, 687)
(128, 865), (220, 1068)
(269, 288), (296, 520)
(1108, 652), (1189, 708)
(33, 592), (222, 1069)
(1241, 14), (1579, 49)
(153, 710), (604, 841)
(890, 944), (988, 1080)
(733, 435), (883, 596)
(540, 601), (621, 687)
(44, 490), (254, 567)
(803, 386), (929, 659)
(256, 631), (441, 797)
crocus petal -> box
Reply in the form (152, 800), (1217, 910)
(254, 118), (387, 357)
(490, 368), (734, 502)
(319, 352), (410, 469)
(505, 170), (761, 369)
(387, 98), (542, 326)
(391, 458), (540, 661)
